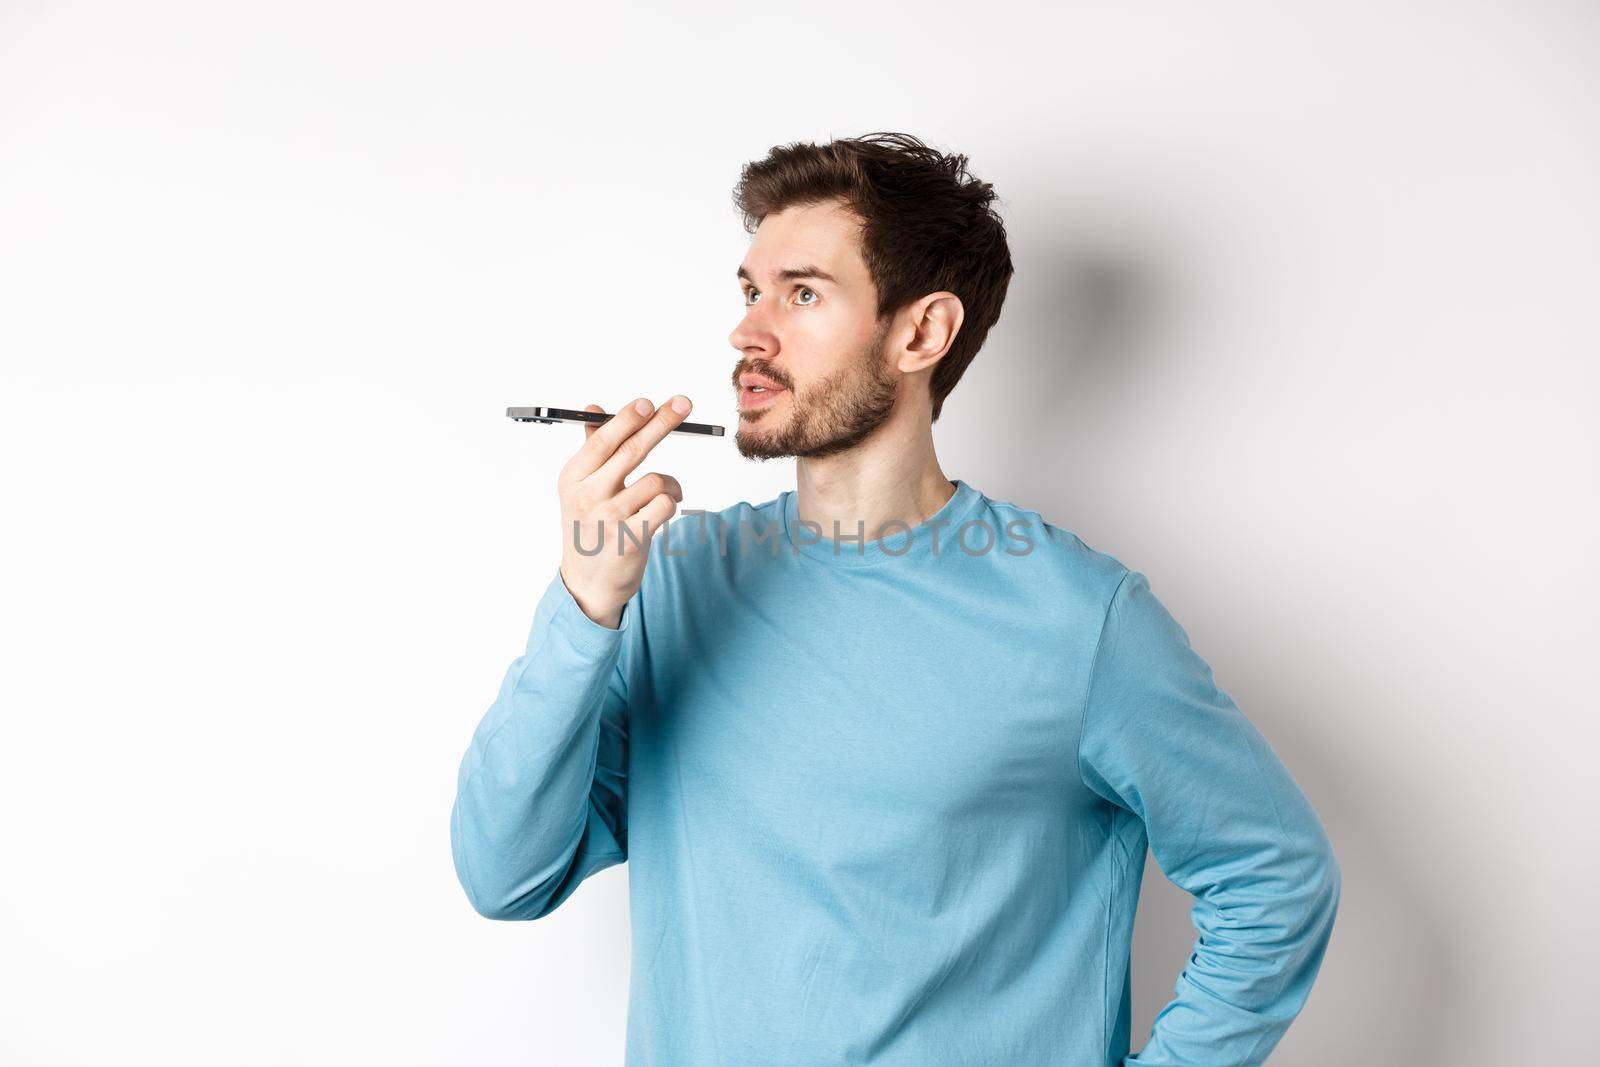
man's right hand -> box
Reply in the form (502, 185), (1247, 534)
(556, 396), (693, 629)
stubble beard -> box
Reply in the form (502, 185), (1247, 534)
(735, 319), (901, 462)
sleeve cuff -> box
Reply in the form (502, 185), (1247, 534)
(543, 568), (633, 657)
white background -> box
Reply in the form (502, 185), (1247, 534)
(2, 2), (1595, 1064)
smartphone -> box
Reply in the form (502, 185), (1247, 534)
(507, 406), (725, 437)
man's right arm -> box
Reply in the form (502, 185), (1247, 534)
(449, 567), (637, 921)
(450, 394), (689, 920)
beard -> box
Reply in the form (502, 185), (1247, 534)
(735, 318), (901, 461)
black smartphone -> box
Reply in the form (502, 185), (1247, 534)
(507, 406), (725, 437)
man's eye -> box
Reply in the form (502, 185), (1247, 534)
(742, 286), (817, 306)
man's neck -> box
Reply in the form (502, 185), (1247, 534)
(793, 453), (955, 546)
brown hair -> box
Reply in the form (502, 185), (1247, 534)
(731, 131), (1014, 423)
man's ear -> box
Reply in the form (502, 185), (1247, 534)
(896, 292), (965, 375)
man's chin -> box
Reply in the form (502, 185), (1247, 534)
(734, 418), (798, 461)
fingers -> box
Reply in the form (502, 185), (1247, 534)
(566, 396), (657, 481)
(614, 472), (683, 517)
(589, 395), (694, 489)
(626, 487), (680, 541)
(583, 403), (605, 441)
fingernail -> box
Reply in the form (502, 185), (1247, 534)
(671, 396), (691, 413)
(634, 398), (653, 415)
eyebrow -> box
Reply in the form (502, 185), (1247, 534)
(736, 264), (839, 286)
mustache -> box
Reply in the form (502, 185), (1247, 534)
(733, 363), (791, 390)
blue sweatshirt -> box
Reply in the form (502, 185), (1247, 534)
(450, 478), (1339, 1065)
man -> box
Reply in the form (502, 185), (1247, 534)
(451, 132), (1339, 1065)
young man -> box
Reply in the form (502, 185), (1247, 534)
(451, 132), (1339, 1066)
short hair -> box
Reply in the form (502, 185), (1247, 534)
(732, 131), (1014, 423)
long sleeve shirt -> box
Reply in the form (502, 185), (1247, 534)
(450, 478), (1340, 1065)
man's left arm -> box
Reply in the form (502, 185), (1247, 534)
(1077, 570), (1341, 1066)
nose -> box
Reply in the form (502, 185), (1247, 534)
(729, 295), (778, 357)
(728, 319), (761, 356)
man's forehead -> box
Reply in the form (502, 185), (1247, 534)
(740, 203), (864, 284)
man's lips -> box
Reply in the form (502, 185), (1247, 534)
(739, 382), (786, 410)
(738, 372), (787, 410)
